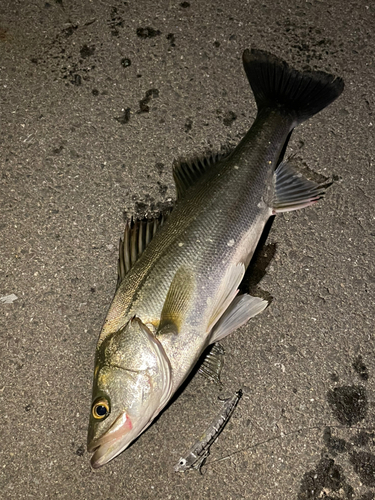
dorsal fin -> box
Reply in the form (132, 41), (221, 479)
(117, 211), (172, 287)
(173, 151), (228, 199)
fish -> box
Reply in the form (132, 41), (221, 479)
(87, 48), (344, 468)
(174, 389), (243, 473)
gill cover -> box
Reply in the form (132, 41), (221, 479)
(87, 317), (172, 468)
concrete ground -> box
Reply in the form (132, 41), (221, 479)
(1, 0), (374, 498)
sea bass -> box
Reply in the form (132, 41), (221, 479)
(87, 49), (344, 468)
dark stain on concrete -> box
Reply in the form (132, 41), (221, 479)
(114, 108), (131, 124)
(323, 426), (350, 456)
(61, 25), (78, 38)
(298, 361), (373, 498)
(155, 163), (165, 175)
(121, 58), (131, 68)
(75, 444), (85, 457)
(327, 386), (367, 426)
(157, 182), (168, 196)
(71, 73), (82, 86)
(223, 111), (237, 126)
(352, 355), (369, 381)
(136, 27), (161, 39)
(166, 33), (176, 48)
(350, 451), (375, 487)
(358, 493), (374, 500)
(139, 89), (159, 113)
(80, 44), (95, 59)
(185, 118), (193, 133)
(352, 430), (375, 448)
(298, 458), (354, 499)
(108, 6), (125, 36)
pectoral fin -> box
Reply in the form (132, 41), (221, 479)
(210, 294), (268, 343)
(272, 161), (326, 213)
(157, 267), (196, 336)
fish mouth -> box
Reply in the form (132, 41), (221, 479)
(88, 411), (133, 469)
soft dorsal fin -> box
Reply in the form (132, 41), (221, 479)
(173, 152), (227, 199)
(272, 161), (327, 213)
(117, 211), (172, 287)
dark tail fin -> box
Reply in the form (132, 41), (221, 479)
(243, 49), (344, 125)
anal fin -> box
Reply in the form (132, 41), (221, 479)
(272, 161), (327, 213)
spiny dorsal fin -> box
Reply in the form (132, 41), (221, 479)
(272, 161), (327, 213)
(117, 211), (172, 287)
(173, 151), (228, 199)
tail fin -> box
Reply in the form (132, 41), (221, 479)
(243, 49), (344, 125)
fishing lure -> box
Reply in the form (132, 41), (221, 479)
(174, 389), (243, 473)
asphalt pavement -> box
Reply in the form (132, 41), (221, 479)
(1, 0), (374, 498)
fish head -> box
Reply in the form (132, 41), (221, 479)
(87, 317), (172, 468)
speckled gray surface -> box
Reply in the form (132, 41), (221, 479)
(1, 0), (374, 498)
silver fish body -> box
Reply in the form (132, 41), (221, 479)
(87, 49), (344, 468)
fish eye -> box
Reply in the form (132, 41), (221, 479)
(92, 399), (110, 420)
